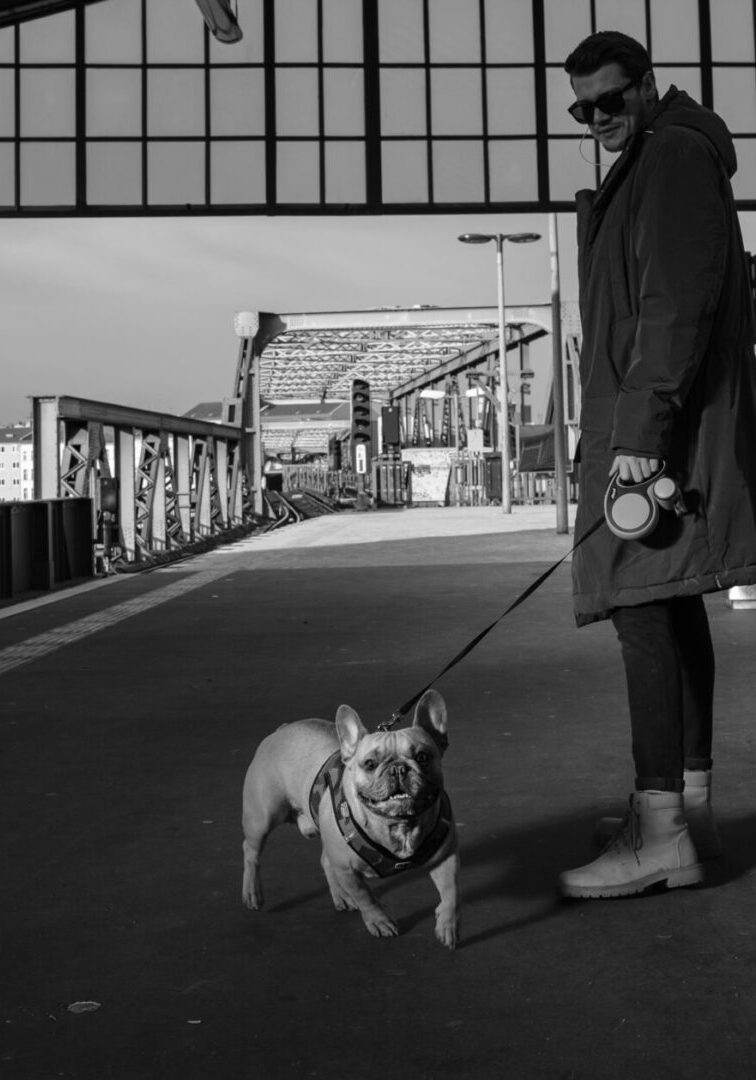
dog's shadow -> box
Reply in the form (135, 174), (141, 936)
(374, 806), (756, 947)
(259, 806), (756, 948)
(373, 808), (590, 945)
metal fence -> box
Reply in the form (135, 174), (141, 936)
(0, 497), (93, 600)
(282, 463), (359, 501)
(282, 453), (574, 509)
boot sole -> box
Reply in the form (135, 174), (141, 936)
(560, 863), (705, 900)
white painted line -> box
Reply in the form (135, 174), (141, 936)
(0, 566), (232, 678)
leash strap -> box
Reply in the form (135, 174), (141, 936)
(383, 515), (605, 728)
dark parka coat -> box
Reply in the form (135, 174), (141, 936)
(572, 86), (756, 625)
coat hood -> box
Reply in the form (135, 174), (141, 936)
(648, 86), (737, 177)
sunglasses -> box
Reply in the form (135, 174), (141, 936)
(568, 78), (639, 124)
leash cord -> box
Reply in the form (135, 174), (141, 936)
(382, 515), (605, 729)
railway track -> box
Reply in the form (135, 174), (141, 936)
(263, 489), (338, 531)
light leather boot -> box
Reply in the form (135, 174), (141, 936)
(560, 790), (704, 899)
(594, 769), (722, 859)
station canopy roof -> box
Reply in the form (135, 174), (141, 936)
(235, 304), (573, 403)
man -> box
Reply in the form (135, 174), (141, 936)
(559, 31), (756, 899)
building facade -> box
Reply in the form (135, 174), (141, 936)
(0, 421), (34, 501)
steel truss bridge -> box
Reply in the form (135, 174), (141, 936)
(31, 302), (581, 569)
(230, 301), (580, 513)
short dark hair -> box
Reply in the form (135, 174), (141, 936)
(564, 31), (652, 81)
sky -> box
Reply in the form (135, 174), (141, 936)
(3, 207), (756, 426)
(0, 210), (569, 424)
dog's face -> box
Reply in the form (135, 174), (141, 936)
(335, 690), (447, 821)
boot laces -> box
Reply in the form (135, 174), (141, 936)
(606, 795), (643, 863)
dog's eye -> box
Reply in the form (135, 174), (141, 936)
(415, 751), (430, 765)
(362, 758), (377, 771)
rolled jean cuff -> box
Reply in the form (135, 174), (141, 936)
(684, 757), (713, 772)
(635, 776), (684, 794)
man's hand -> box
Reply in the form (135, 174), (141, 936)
(610, 454), (660, 483)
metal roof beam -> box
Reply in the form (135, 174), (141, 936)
(390, 327), (549, 399)
(235, 303), (561, 405)
(236, 305), (553, 342)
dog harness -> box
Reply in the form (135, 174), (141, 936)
(308, 751), (452, 878)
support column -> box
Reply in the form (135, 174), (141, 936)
(32, 396), (61, 500)
(215, 439), (229, 527)
(235, 323), (264, 517)
(174, 434), (192, 538)
(549, 213), (570, 535)
(152, 450), (167, 550)
(116, 427), (136, 561)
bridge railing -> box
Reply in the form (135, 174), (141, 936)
(32, 395), (250, 569)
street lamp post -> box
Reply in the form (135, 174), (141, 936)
(458, 231), (541, 512)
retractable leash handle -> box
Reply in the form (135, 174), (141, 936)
(603, 462), (686, 541)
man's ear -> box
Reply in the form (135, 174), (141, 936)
(640, 69), (658, 103)
(335, 705), (367, 761)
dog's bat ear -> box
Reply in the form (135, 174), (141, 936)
(335, 705), (368, 760)
(412, 690), (449, 753)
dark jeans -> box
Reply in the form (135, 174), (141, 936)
(611, 596), (715, 793)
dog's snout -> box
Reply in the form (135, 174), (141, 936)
(390, 761), (408, 777)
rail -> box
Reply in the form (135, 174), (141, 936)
(32, 395), (254, 569)
(263, 489), (337, 529)
(263, 491), (303, 529)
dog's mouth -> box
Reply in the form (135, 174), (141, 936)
(359, 789), (437, 819)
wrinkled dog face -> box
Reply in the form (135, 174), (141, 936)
(350, 730), (442, 819)
(336, 691), (448, 821)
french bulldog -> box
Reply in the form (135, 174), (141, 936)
(241, 689), (459, 948)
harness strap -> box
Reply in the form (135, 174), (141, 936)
(308, 751), (452, 877)
(309, 750), (342, 822)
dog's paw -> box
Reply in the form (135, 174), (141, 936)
(242, 876), (264, 910)
(362, 909), (399, 938)
(434, 917), (459, 950)
(331, 891), (360, 912)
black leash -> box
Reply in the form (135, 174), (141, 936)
(379, 515), (605, 731)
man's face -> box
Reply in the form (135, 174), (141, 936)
(570, 62), (654, 153)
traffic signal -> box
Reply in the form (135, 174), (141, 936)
(328, 434), (342, 471)
(99, 476), (118, 516)
(351, 378), (372, 473)
(381, 405), (400, 448)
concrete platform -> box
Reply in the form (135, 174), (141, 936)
(2, 504), (756, 1079)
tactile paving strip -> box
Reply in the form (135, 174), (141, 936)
(0, 566), (232, 678)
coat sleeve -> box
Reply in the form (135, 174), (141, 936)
(611, 130), (729, 456)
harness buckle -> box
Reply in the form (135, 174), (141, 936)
(377, 711), (404, 733)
